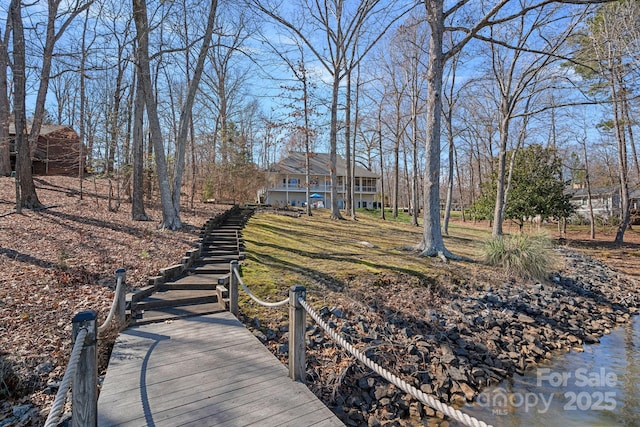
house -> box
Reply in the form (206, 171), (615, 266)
(9, 123), (84, 175)
(569, 185), (640, 220)
(260, 152), (380, 209)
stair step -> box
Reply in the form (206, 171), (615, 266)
(159, 282), (218, 291)
(133, 289), (218, 311)
(203, 236), (239, 242)
(164, 274), (228, 287)
(187, 265), (231, 275)
(200, 255), (240, 262)
(202, 242), (241, 248)
(131, 302), (226, 325)
(200, 251), (239, 257)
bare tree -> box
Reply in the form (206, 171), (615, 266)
(131, 66), (150, 220)
(132, 0), (218, 229)
(442, 47), (468, 235)
(10, 0), (34, 212)
(19, 0), (93, 208)
(418, 0), (605, 258)
(394, 18), (429, 227)
(251, 0), (415, 220)
(373, 37), (411, 219)
(0, 12), (11, 177)
(570, 1), (637, 243)
(577, 132), (597, 239)
(486, 6), (579, 236)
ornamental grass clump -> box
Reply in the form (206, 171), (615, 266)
(483, 233), (554, 280)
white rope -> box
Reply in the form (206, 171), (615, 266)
(232, 267), (290, 307)
(97, 275), (124, 334)
(299, 298), (492, 427)
(44, 328), (88, 427)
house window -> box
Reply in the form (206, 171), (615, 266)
(359, 178), (377, 193)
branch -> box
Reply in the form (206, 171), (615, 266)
(443, 0), (610, 61)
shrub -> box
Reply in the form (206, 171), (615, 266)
(483, 233), (554, 280)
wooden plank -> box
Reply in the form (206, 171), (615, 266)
(99, 326), (267, 388)
(98, 311), (343, 427)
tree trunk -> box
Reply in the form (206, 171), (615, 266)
(351, 65), (361, 220)
(621, 92), (640, 180)
(78, 8), (90, 199)
(417, 2), (451, 258)
(303, 66), (312, 217)
(612, 79), (630, 244)
(11, 0), (41, 210)
(454, 143), (465, 222)
(133, 0), (180, 229)
(492, 115), (510, 237)
(377, 103), (385, 220)
(411, 117), (419, 227)
(0, 24), (10, 177)
(345, 70), (352, 217)
(132, 68), (149, 221)
(581, 137), (596, 239)
(443, 130), (454, 235)
(170, 0), (218, 222)
(329, 73), (343, 220)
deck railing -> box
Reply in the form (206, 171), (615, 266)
(229, 261), (492, 427)
(44, 269), (127, 427)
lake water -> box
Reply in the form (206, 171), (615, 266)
(462, 316), (640, 427)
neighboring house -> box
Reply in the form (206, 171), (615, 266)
(9, 123), (83, 175)
(569, 185), (640, 219)
(260, 152), (380, 209)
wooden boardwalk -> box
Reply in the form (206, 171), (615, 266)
(97, 311), (343, 427)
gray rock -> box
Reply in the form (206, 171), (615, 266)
(37, 361), (54, 375)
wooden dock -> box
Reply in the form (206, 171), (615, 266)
(97, 310), (343, 426)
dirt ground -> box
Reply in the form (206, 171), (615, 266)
(0, 175), (227, 424)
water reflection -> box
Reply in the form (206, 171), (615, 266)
(463, 316), (639, 427)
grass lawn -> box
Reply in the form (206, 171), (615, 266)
(238, 208), (495, 316)
(238, 208), (640, 317)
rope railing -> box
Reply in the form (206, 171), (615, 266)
(97, 268), (126, 334)
(230, 261), (290, 308)
(44, 269), (126, 426)
(227, 261), (491, 427)
(299, 298), (492, 427)
(44, 328), (88, 427)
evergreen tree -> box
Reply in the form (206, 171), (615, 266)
(471, 144), (574, 229)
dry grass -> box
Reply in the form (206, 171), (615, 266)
(238, 208), (493, 318)
(482, 233), (555, 280)
(238, 210), (640, 319)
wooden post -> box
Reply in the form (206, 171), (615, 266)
(71, 310), (97, 427)
(289, 285), (306, 382)
(229, 260), (239, 316)
(115, 268), (126, 330)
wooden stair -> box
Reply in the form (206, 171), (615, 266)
(129, 207), (253, 325)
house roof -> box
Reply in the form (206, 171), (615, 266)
(269, 152), (378, 178)
(568, 185), (619, 198)
(569, 185), (640, 199)
(9, 122), (76, 137)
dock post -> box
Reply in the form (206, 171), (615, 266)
(72, 310), (98, 427)
(229, 260), (239, 316)
(115, 268), (127, 330)
(289, 285), (306, 382)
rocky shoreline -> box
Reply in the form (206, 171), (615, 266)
(246, 248), (639, 426)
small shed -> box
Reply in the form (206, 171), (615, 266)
(9, 123), (84, 175)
